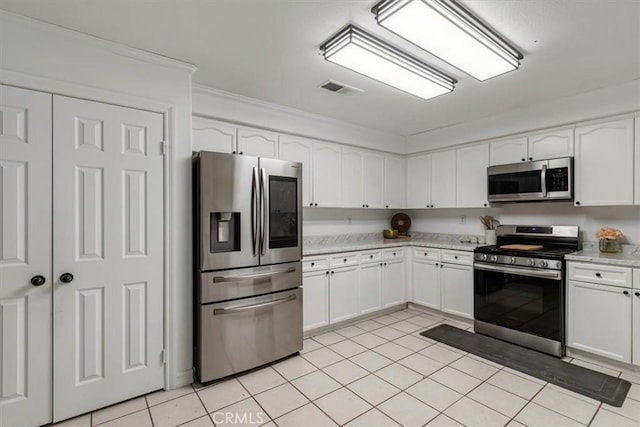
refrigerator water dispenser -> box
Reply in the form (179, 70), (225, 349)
(210, 212), (240, 253)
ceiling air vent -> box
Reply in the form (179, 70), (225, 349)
(319, 80), (363, 96)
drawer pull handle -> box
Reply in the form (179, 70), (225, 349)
(393, 252), (396, 256)
(344, 258), (347, 262)
(635, 292), (640, 297)
(623, 291), (629, 296)
(595, 273), (602, 277)
(454, 255), (458, 259)
(424, 252), (428, 256)
(213, 266), (295, 282)
(213, 293), (296, 315)
(370, 255), (373, 259)
(311, 262), (315, 267)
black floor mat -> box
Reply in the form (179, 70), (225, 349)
(420, 324), (631, 407)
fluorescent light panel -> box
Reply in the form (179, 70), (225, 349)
(321, 25), (455, 100)
(373, 0), (522, 81)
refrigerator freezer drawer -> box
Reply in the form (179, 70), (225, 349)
(197, 287), (303, 383)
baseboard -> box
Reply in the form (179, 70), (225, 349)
(171, 368), (195, 389)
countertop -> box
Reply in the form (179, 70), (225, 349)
(303, 238), (481, 257)
(565, 247), (640, 268)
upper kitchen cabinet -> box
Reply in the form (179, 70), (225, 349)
(278, 135), (313, 207)
(341, 147), (365, 208)
(406, 154), (432, 208)
(363, 151), (385, 209)
(489, 128), (574, 166)
(635, 117), (640, 205)
(313, 142), (342, 207)
(384, 155), (405, 209)
(237, 127), (278, 158)
(431, 150), (456, 208)
(456, 144), (490, 208)
(489, 136), (528, 166)
(574, 118), (634, 206)
(192, 116), (237, 153)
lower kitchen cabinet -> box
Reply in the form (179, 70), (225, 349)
(413, 258), (440, 309)
(634, 269), (640, 365)
(382, 249), (405, 307)
(329, 266), (360, 323)
(441, 263), (474, 319)
(359, 261), (383, 314)
(302, 269), (330, 331)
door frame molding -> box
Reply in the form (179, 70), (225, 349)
(0, 72), (178, 390)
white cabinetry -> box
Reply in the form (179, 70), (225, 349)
(441, 262), (474, 319)
(456, 144), (489, 208)
(635, 117), (640, 205)
(574, 118), (634, 206)
(278, 135), (313, 207)
(192, 117), (237, 153)
(302, 269), (330, 331)
(359, 251), (383, 314)
(237, 127), (278, 158)
(329, 265), (360, 323)
(567, 262), (635, 364)
(341, 148), (365, 208)
(383, 249), (405, 307)
(634, 269), (640, 365)
(406, 154), (432, 208)
(431, 150), (456, 208)
(384, 155), (405, 209)
(313, 142), (342, 207)
(490, 128), (574, 166)
(412, 249), (441, 309)
(489, 136), (528, 166)
(363, 151), (385, 208)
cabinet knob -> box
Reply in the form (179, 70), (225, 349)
(343, 258), (347, 262)
(331, 271), (334, 275)
(635, 292), (640, 296)
(311, 262), (315, 266)
(60, 273), (74, 284)
(239, 152), (244, 155)
(370, 255), (373, 259)
(393, 252), (396, 256)
(441, 264), (444, 268)
(386, 205), (389, 208)
(623, 290), (629, 295)
(362, 204), (365, 208)
(595, 272), (601, 278)
(31, 275), (46, 287)
(521, 158), (525, 162)
(575, 201), (581, 205)
(326, 271), (329, 275)
(309, 203), (313, 206)
(314, 203), (318, 206)
(366, 204), (369, 208)
(431, 205), (434, 208)
(232, 151), (236, 154)
(424, 252), (428, 256)
(483, 203), (488, 207)
(435, 263), (439, 266)
(384, 262), (387, 266)
(528, 157), (533, 161)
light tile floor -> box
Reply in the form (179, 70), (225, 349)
(52, 308), (640, 427)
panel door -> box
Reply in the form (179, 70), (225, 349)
(489, 136), (528, 166)
(431, 150), (456, 208)
(359, 263), (382, 314)
(527, 127), (574, 160)
(441, 263), (473, 319)
(567, 281), (632, 363)
(413, 260), (440, 310)
(302, 271), (329, 331)
(329, 266), (359, 323)
(313, 142), (341, 207)
(574, 118), (634, 206)
(238, 127), (278, 158)
(406, 155), (431, 208)
(382, 260), (405, 307)
(278, 135), (313, 207)
(635, 117), (640, 205)
(340, 148), (364, 208)
(456, 144), (489, 208)
(192, 116), (236, 153)
(52, 96), (164, 421)
(363, 152), (385, 208)
(384, 155), (404, 208)
(0, 85), (53, 427)
(634, 280), (640, 366)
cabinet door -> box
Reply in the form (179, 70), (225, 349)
(384, 155), (404, 208)
(192, 116), (236, 153)
(363, 151), (385, 208)
(313, 142), (341, 207)
(456, 144), (489, 208)
(633, 282), (640, 366)
(441, 263), (473, 319)
(359, 263), (382, 314)
(413, 260), (440, 310)
(489, 136), (528, 166)
(528, 127), (574, 160)
(382, 260), (405, 307)
(303, 271), (329, 331)
(279, 136), (313, 207)
(0, 85), (53, 427)
(341, 147), (364, 208)
(635, 117), (640, 205)
(567, 280), (632, 363)
(431, 150), (456, 208)
(406, 154), (431, 208)
(574, 119), (634, 206)
(329, 266), (360, 323)
(237, 127), (278, 158)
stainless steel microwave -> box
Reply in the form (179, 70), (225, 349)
(487, 157), (573, 203)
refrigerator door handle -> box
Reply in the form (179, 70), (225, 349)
(260, 167), (268, 256)
(212, 266), (296, 283)
(212, 293), (296, 315)
(251, 167), (259, 255)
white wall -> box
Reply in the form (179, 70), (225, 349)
(410, 204), (640, 245)
(406, 80), (640, 154)
(192, 84), (405, 153)
(303, 208), (393, 236)
(1, 11), (194, 388)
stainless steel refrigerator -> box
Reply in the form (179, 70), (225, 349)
(193, 151), (303, 383)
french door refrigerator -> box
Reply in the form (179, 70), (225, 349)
(193, 151), (303, 383)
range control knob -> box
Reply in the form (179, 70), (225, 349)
(510, 256), (516, 264)
(490, 255), (498, 262)
(527, 258), (535, 266)
(480, 254), (488, 261)
(539, 260), (548, 268)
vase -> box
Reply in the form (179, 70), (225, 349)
(599, 238), (621, 253)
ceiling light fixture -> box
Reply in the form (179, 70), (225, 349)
(372, 0), (522, 81)
(320, 25), (456, 100)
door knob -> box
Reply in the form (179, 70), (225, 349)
(31, 275), (46, 287)
(60, 273), (74, 284)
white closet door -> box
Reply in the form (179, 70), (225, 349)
(52, 96), (164, 421)
(0, 85), (53, 427)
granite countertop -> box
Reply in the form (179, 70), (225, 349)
(303, 236), (482, 257)
(565, 246), (640, 268)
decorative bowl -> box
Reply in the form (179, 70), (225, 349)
(383, 229), (399, 239)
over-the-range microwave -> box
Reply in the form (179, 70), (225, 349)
(487, 157), (573, 203)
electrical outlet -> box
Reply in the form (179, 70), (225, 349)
(460, 215), (466, 224)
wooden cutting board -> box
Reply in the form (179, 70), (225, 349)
(499, 244), (544, 251)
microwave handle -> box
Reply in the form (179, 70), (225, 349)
(541, 164), (547, 198)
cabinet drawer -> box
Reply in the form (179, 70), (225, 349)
(303, 256), (329, 272)
(441, 250), (473, 265)
(414, 248), (440, 261)
(567, 262), (632, 287)
(360, 250), (382, 264)
(330, 252), (359, 267)
(383, 249), (404, 260)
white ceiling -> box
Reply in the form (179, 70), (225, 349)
(1, 0), (639, 138)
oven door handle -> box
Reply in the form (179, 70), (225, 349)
(474, 263), (561, 280)
(213, 293), (297, 315)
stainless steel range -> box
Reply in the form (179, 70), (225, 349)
(474, 225), (581, 357)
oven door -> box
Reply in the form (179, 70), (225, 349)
(474, 263), (564, 344)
